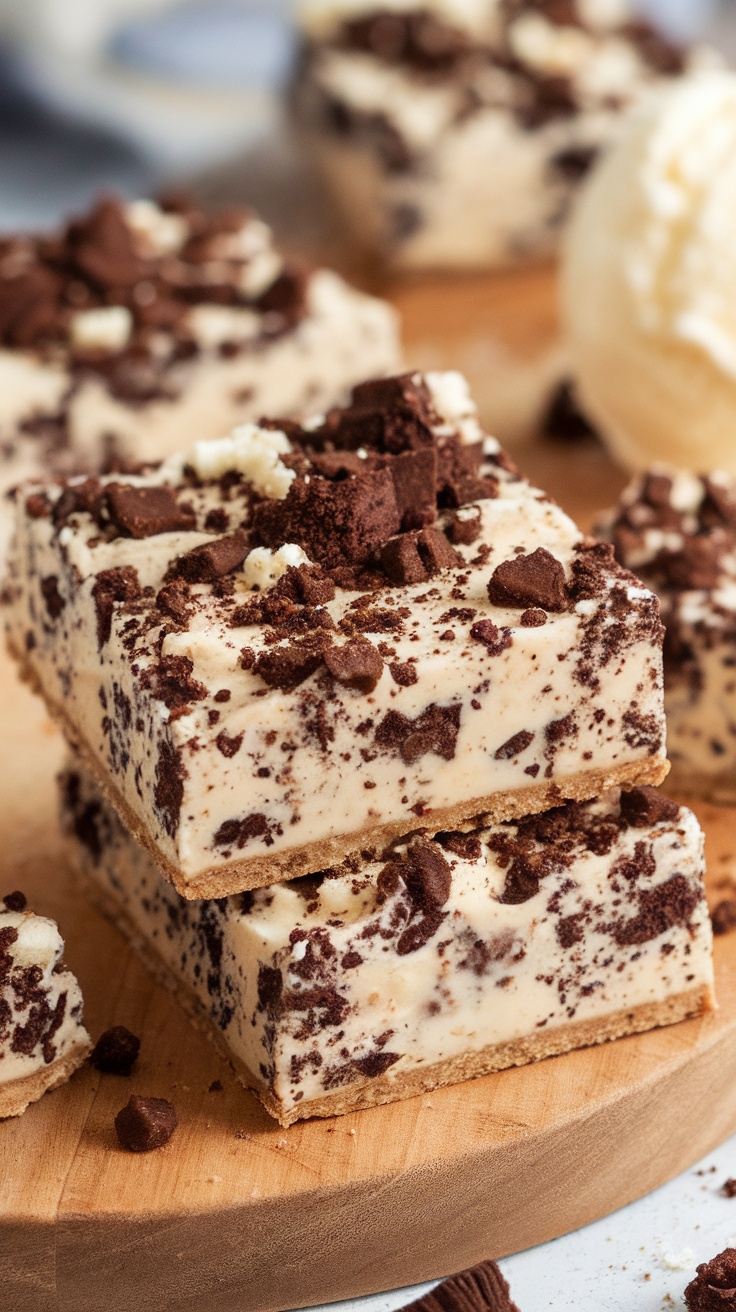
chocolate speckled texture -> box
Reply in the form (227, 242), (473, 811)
(0, 901), (91, 1118)
(6, 372), (668, 898)
(600, 466), (736, 804)
(62, 766), (713, 1125)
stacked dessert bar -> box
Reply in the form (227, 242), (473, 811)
(4, 372), (715, 1124)
(600, 466), (736, 804)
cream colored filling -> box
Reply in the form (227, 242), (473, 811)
(6, 409), (666, 885)
(0, 909), (90, 1087)
(66, 773), (713, 1117)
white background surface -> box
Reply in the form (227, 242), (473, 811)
(294, 1131), (736, 1311)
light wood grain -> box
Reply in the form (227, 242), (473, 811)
(1, 268), (733, 1312)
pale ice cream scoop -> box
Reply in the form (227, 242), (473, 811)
(563, 70), (736, 473)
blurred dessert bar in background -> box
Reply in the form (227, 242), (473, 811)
(599, 466), (736, 805)
(63, 766), (714, 1125)
(292, 0), (711, 271)
(0, 193), (400, 536)
(5, 372), (669, 901)
(0, 893), (91, 1118)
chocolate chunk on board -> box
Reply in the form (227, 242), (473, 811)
(488, 548), (569, 612)
(400, 1259), (520, 1312)
(115, 1095), (177, 1152)
(92, 1026), (141, 1076)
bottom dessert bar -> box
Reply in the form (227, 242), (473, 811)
(61, 767), (715, 1126)
(0, 902), (91, 1118)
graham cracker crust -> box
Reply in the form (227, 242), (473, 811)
(13, 642), (670, 900)
(75, 848), (713, 1129)
(0, 1040), (92, 1120)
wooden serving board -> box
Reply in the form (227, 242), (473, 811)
(2, 269), (735, 1312)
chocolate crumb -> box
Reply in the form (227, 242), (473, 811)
(2, 890), (27, 912)
(488, 548), (569, 612)
(470, 619), (513, 656)
(520, 608), (547, 628)
(324, 636), (384, 693)
(723, 1179), (736, 1199)
(685, 1248), (736, 1311)
(172, 529), (249, 583)
(401, 1259), (519, 1312)
(711, 898), (736, 937)
(208, 1079), (224, 1093)
(91, 1025), (141, 1076)
(92, 565), (141, 647)
(494, 730), (534, 761)
(620, 786), (679, 828)
(114, 1095), (177, 1152)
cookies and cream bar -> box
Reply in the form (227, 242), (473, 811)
(0, 194), (400, 498)
(5, 371), (668, 900)
(0, 892), (91, 1118)
(293, 0), (708, 271)
(62, 768), (714, 1125)
(600, 467), (736, 805)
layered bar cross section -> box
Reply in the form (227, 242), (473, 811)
(5, 373), (668, 898)
(63, 769), (714, 1125)
(601, 466), (736, 804)
(0, 900), (91, 1118)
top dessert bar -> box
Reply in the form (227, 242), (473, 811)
(5, 371), (668, 899)
(599, 465), (736, 803)
(293, 0), (708, 270)
(0, 194), (400, 493)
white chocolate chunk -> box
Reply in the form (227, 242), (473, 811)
(70, 306), (133, 353)
(240, 544), (312, 591)
(509, 14), (593, 76)
(186, 305), (261, 350)
(188, 424), (295, 498)
(125, 200), (188, 256)
(425, 370), (483, 445)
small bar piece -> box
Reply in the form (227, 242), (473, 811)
(6, 372), (668, 899)
(293, 0), (705, 271)
(63, 768), (714, 1126)
(0, 896), (91, 1118)
(600, 467), (736, 804)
